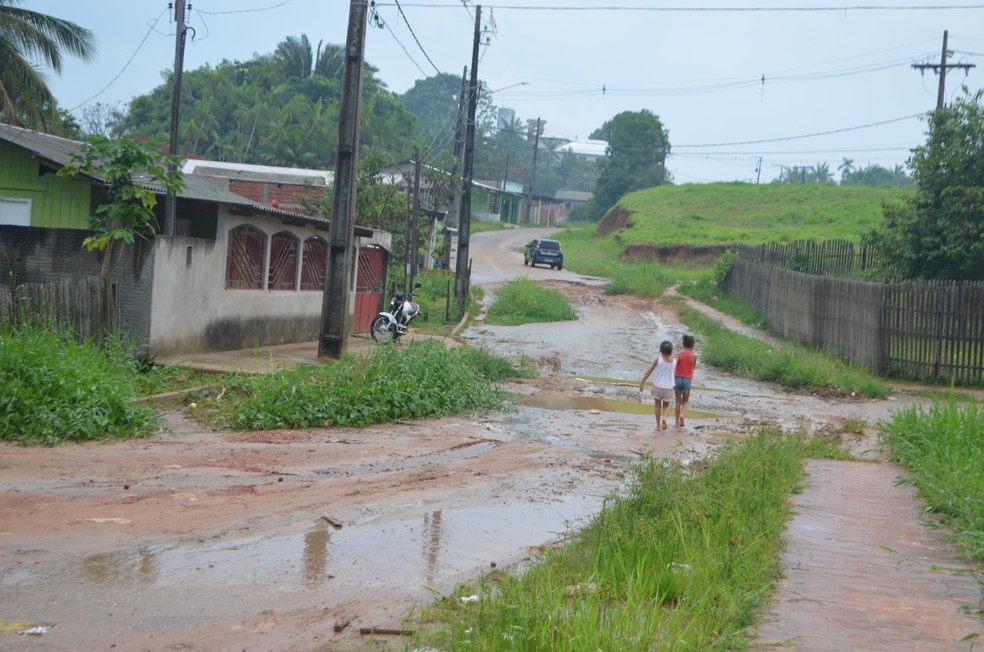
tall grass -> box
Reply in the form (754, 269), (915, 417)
(879, 399), (984, 562)
(197, 341), (515, 430)
(680, 306), (889, 399)
(411, 430), (823, 651)
(486, 277), (578, 325)
(0, 322), (159, 445)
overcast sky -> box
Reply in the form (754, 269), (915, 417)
(30, 1), (984, 184)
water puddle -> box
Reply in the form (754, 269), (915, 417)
(521, 391), (725, 419)
(314, 440), (496, 477)
(1, 495), (603, 628)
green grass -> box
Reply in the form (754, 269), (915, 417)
(486, 277), (578, 325)
(679, 306), (889, 399)
(617, 183), (910, 247)
(879, 398), (984, 563)
(192, 340), (517, 430)
(410, 429), (823, 651)
(0, 323), (160, 445)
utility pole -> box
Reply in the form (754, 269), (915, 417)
(164, 0), (188, 237)
(524, 117), (541, 224)
(755, 157), (762, 184)
(443, 67), (468, 270)
(410, 148), (421, 291)
(912, 31), (975, 110)
(454, 5), (481, 319)
(319, 0), (368, 359)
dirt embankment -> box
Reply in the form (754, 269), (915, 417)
(595, 204), (728, 264)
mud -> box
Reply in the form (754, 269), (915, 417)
(0, 227), (929, 651)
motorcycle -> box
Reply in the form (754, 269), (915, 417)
(370, 284), (421, 344)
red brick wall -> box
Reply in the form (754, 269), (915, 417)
(228, 180), (323, 213)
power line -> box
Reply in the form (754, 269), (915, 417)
(675, 113), (927, 148)
(197, 0), (295, 15)
(68, 9), (168, 111)
(380, 3), (984, 12)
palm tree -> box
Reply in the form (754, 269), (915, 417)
(0, 0), (94, 132)
(274, 34), (313, 81)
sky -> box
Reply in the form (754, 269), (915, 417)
(29, 1), (984, 184)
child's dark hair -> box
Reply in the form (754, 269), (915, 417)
(683, 334), (695, 349)
(660, 340), (673, 356)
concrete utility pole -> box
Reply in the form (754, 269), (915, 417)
(912, 31), (975, 110)
(524, 117), (541, 224)
(319, 0), (368, 359)
(164, 0), (188, 236)
(454, 5), (481, 318)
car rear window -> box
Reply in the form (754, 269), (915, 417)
(538, 240), (560, 250)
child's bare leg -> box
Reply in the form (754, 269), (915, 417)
(660, 401), (669, 430)
(655, 401), (664, 430)
(680, 393), (690, 426)
(674, 391), (683, 427)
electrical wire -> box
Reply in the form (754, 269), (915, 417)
(379, 3), (984, 12)
(67, 9), (168, 111)
(197, 0), (295, 15)
(675, 113), (926, 148)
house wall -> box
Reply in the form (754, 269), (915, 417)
(147, 208), (391, 357)
(0, 225), (100, 288)
(228, 180), (322, 213)
(0, 141), (91, 229)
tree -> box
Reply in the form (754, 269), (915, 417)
(838, 157), (855, 184)
(0, 0), (95, 132)
(863, 88), (984, 280)
(582, 109), (670, 221)
(57, 136), (185, 279)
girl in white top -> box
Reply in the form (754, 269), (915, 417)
(639, 340), (676, 431)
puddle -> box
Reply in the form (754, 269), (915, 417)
(522, 391), (725, 419)
(576, 375), (722, 393)
(314, 440), (496, 477)
(0, 496), (602, 636)
(704, 430), (748, 441)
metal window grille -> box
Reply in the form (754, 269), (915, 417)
(268, 231), (298, 291)
(300, 236), (327, 291)
(225, 226), (266, 289)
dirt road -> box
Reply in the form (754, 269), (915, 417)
(0, 227), (922, 651)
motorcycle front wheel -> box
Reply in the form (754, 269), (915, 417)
(370, 315), (397, 344)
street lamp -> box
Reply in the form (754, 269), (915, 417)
(483, 80), (531, 95)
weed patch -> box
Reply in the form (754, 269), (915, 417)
(486, 277), (577, 325)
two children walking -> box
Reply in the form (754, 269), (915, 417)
(639, 335), (698, 431)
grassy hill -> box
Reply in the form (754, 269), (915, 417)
(606, 182), (911, 246)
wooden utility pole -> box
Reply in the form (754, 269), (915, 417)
(454, 5), (481, 318)
(164, 0), (188, 236)
(524, 117), (541, 224)
(319, 0), (368, 359)
(443, 67), (468, 270)
(410, 148), (421, 291)
(912, 31), (975, 110)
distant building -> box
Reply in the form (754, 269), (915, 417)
(558, 139), (608, 163)
(497, 107), (516, 131)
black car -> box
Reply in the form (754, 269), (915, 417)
(524, 238), (564, 269)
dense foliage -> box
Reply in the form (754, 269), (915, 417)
(485, 277), (578, 325)
(0, 0), (94, 133)
(109, 35), (417, 168)
(0, 323), (159, 445)
(196, 341), (513, 430)
(579, 109), (671, 221)
(864, 88), (984, 281)
(58, 135), (185, 279)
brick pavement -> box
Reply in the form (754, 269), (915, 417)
(752, 459), (982, 650)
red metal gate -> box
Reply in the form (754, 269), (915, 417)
(353, 246), (385, 332)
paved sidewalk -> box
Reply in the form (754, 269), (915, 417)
(752, 459), (982, 650)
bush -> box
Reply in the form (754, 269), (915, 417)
(486, 277), (578, 325)
(0, 323), (159, 445)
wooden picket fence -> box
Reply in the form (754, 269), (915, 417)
(728, 258), (984, 386)
(732, 239), (876, 277)
(0, 277), (118, 340)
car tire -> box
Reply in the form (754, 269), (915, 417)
(558, 263), (563, 270)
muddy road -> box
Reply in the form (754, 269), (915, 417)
(0, 227), (921, 651)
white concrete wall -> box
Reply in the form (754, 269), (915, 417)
(148, 207), (390, 356)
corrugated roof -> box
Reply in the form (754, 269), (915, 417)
(0, 123), (347, 228)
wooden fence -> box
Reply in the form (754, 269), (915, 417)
(729, 259), (984, 386)
(732, 239), (875, 277)
(0, 277), (118, 340)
